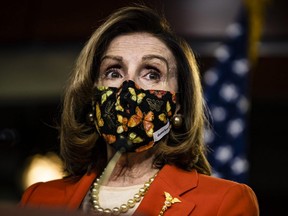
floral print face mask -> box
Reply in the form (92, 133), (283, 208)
(93, 80), (177, 153)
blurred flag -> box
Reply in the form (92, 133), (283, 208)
(203, 7), (251, 183)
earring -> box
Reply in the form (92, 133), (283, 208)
(171, 114), (183, 129)
(87, 112), (95, 125)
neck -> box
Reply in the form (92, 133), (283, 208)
(104, 146), (158, 187)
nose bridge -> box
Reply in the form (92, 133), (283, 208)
(125, 60), (139, 84)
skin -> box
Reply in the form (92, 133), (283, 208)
(96, 33), (178, 186)
(97, 32), (178, 91)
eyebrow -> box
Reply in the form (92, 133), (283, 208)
(100, 54), (172, 72)
(100, 55), (123, 63)
(142, 54), (169, 70)
(101, 54), (168, 63)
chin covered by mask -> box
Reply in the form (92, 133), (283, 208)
(93, 80), (177, 153)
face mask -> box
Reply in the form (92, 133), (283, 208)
(93, 80), (177, 153)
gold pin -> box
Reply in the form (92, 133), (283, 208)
(158, 192), (181, 216)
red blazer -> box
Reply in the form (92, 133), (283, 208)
(20, 164), (259, 216)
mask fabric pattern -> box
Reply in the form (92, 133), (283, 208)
(93, 80), (177, 152)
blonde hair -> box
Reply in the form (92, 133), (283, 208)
(60, 5), (211, 176)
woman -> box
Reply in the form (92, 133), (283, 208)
(20, 5), (259, 216)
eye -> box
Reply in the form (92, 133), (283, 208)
(104, 68), (123, 79)
(147, 71), (160, 80)
(143, 67), (161, 81)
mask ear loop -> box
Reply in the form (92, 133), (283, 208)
(101, 147), (126, 185)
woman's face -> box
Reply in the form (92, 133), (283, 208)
(97, 32), (178, 92)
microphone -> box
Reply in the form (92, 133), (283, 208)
(0, 128), (19, 147)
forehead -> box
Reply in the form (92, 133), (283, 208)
(103, 33), (175, 60)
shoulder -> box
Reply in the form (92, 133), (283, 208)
(19, 171), (97, 209)
(160, 164), (258, 198)
(22, 177), (78, 196)
(196, 173), (259, 215)
(159, 165), (259, 215)
(198, 172), (254, 192)
(20, 178), (78, 207)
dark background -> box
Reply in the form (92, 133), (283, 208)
(0, 0), (288, 215)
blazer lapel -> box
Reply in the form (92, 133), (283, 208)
(135, 165), (198, 216)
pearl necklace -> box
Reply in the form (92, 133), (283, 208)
(90, 170), (157, 215)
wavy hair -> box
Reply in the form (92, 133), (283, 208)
(60, 5), (211, 177)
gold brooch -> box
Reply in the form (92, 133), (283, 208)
(158, 191), (181, 216)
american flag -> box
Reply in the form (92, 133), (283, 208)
(203, 7), (250, 183)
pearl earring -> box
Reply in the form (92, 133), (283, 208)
(87, 112), (95, 125)
(171, 114), (183, 129)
